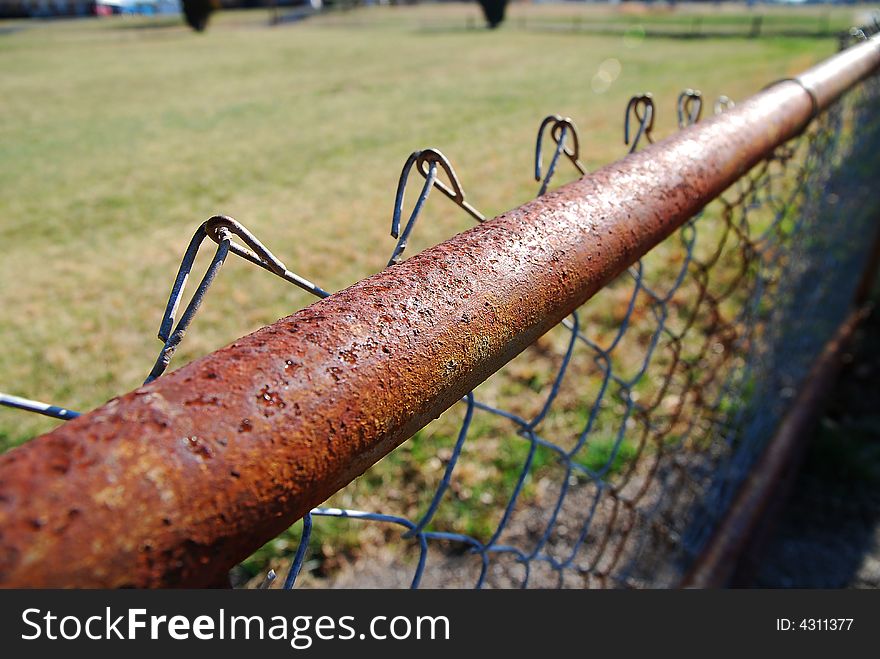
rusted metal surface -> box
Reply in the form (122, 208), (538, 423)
(1, 37), (879, 588)
(800, 36), (880, 109)
(680, 306), (871, 589)
(854, 215), (880, 307)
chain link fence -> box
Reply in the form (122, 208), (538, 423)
(1, 29), (879, 589)
(264, 62), (880, 589)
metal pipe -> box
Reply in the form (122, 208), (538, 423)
(853, 214), (880, 307)
(2, 36), (879, 588)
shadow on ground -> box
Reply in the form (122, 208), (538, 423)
(749, 290), (880, 588)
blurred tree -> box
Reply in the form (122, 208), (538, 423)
(477, 0), (507, 29)
(182, 0), (216, 32)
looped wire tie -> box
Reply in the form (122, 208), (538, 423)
(146, 215), (329, 384)
(534, 114), (587, 197)
(624, 93), (655, 154)
(677, 89), (703, 128)
(389, 148), (485, 266)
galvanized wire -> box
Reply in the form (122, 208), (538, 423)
(0, 393), (80, 421)
(145, 215), (330, 383)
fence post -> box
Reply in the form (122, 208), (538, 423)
(819, 12), (830, 37)
(749, 15), (762, 39)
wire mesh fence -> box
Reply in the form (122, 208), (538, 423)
(248, 38), (880, 590)
(1, 30), (879, 589)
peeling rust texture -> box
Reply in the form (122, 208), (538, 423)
(2, 37), (880, 588)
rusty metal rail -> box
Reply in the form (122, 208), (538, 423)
(1, 36), (879, 588)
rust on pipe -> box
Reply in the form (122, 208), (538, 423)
(680, 305), (872, 589)
(853, 213), (880, 307)
(2, 36), (880, 588)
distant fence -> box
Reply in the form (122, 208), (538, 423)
(1, 28), (879, 588)
(520, 13), (875, 41)
(0, 1), (94, 20)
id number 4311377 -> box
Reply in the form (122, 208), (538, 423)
(776, 619), (854, 631)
